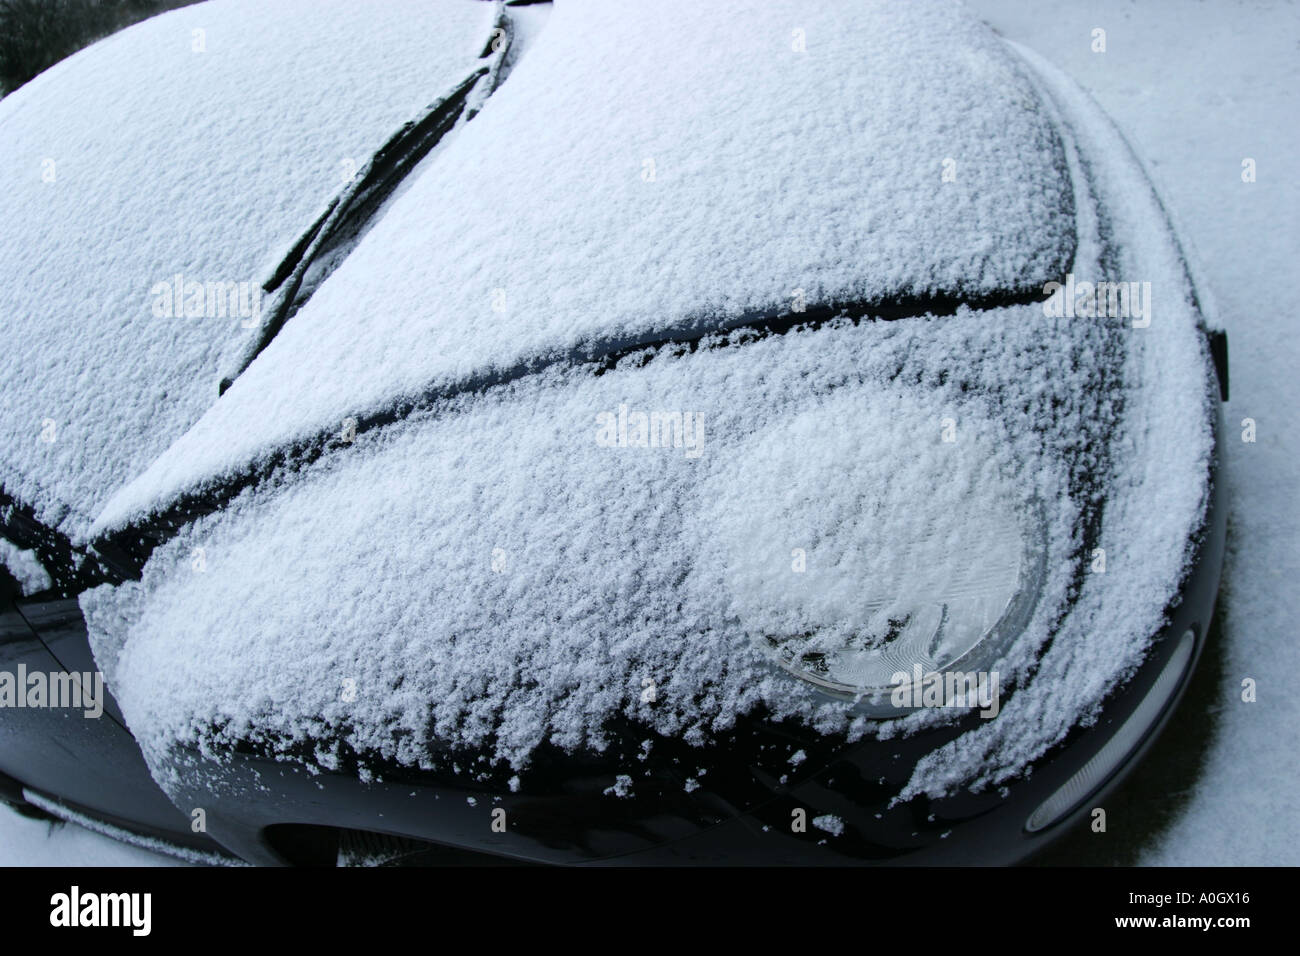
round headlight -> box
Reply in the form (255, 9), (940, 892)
(761, 492), (1044, 712)
(701, 387), (1046, 715)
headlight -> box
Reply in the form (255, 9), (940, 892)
(706, 387), (1046, 715)
(763, 495), (1044, 712)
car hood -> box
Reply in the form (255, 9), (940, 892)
(93, 0), (1077, 535)
(80, 3), (1218, 807)
(0, 0), (495, 544)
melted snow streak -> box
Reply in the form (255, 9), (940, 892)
(93, 0), (1076, 536)
(0, 0), (494, 544)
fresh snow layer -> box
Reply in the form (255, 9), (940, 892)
(0, 803), (185, 867)
(0, 0), (493, 542)
(94, 0), (1077, 534)
(972, 0), (1300, 866)
(7, 0), (1283, 869)
(19, 789), (236, 866)
(83, 308), (1089, 778)
(80, 0), (1214, 803)
(83, 95), (1214, 795)
(812, 814), (846, 837)
(0, 537), (52, 595)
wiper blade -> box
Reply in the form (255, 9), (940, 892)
(219, 5), (518, 392)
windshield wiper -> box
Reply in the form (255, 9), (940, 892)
(218, 7), (516, 393)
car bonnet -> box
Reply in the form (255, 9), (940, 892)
(80, 5), (1218, 802)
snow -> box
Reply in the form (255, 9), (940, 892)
(18, 789), (235, 865)
(75, 0), (1215, 818)
(893, 33), (1217, 801)
(0, 0), (494, 543)
(604, 775), (634, 800)
(967, 0), (1300, 866)
(812, 814), (845, 837)
(84, 310), (1083, 774)
(93, 0), (1077, 534)
(0, 804), (184, 867)
(0, 538), (52, 595)
(7, 0), (1293, 866)
(82, 260), (1210, 804)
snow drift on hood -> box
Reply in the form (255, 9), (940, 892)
(83, 304), (1092, 779)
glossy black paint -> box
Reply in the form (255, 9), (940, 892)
(0, 590), (229, 857)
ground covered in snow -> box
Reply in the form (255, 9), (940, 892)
(0, 810), (186, 866)
(968, 0), (1299, 867)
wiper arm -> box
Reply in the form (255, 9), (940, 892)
(218, 6), (516, 392)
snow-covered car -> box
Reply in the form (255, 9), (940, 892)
(0, 0), (1227, 865)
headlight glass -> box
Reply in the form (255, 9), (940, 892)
(709, 387), (1047, 715)
(763, 495), (1045, 711)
